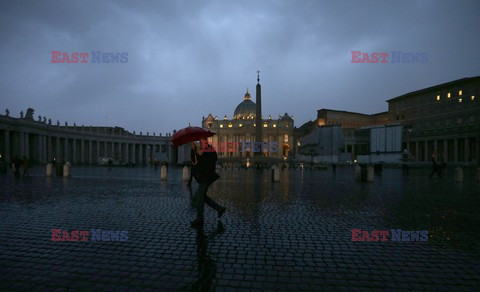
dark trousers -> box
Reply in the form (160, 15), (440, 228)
(195, 182), (223, 221)
(188, 168), (198, 187)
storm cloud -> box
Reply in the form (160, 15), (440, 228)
(1, 0), (479, 134)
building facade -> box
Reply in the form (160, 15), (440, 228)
(317, 109), (388, 128)
(201, 88), (295, 160)
(0, 109), (176, 165)
(387, 76), (480, 163)
(299, 76), (480, 164)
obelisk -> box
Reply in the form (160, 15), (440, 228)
(255, 71), (262, 160)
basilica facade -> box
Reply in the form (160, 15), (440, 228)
(201, 88), (295, 160)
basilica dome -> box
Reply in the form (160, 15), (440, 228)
(233, 90), (256, 119)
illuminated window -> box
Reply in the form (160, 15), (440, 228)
(273, 124), (277, 128)
(239, 123), (242, 127)
(228, 123), (232, 128)
(447, 92), (451, 98)
(472, 96), (475, 101)
(459, 98), (462, 103)
(284, 134), (288, 142)
(263, 123), (268, 128)
(436, 95), (440, 101)
(220, 124), (223, 128)
(459, 90), (462, 96)
(254, 123), (256, 127)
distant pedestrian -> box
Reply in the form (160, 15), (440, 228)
(154, 160), (159, 171)
(429, 158), (442, 178)
(402, 162), (410, 175)
(22, 156), (30, 176)
(108, 158), (112, 170)
(12, 156), (21, 178)
(191, 138), (226, 228)
(331, 163), (336, 174)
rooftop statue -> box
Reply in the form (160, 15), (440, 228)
(25, 108), (34, 120)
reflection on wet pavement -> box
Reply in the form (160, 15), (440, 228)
(0, 166), (479, 290)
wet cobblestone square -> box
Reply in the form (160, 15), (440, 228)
(1, 166), (479, 290)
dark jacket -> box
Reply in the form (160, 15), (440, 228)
(196, 150), (220, 185)
(191, 148), (199, 179)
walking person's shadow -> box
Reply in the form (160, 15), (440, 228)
(179, 221), (225, 291)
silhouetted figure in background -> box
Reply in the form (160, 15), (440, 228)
(331, 163), (336, 174)
(402, 163), (410, 175)
(188, 142), (199, 188)
(22, 156), (30, 176)
(191, 138), (226, 228)
(154, 160), (159, 171)
(429, 158), (442, 178)
(12, 156), (21, 178)
(107, 158), (112, 170)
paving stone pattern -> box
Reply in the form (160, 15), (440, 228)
(1, 166), (479, 290)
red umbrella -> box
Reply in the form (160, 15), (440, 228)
(172, 125), (215, 147)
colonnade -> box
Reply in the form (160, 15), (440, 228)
(0, 116), (175, 165)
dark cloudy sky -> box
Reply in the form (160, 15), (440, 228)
(1, 0), (479, 134)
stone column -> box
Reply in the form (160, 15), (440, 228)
(80, 139), (85, 163)
(350, 143), (354, 161)
(46, 136), (50, 162)
(104, 141), (107, 158)
(89, 140), (93, 164)
(72, 139), (77, 163)
(43, 136), (47, 162)
(139, 144), (143, 164)
(149, 144), (153, 163)
(55, 137), (60, 161)
(64, 138), (69, 162)
(37, 134), (43, 163)
(434, 140), (438, 159)
(415, 141), (419, 162)
(132, 143), (136, 163)
(168, 143), (174, 163)
(443, 140), (447, 162)
(25, 133), (30, 159)
(120, 142), (123, 161)
(4, 130), (10, 161)
(111, 141), (115, 159)
(19, 132), (25, 157)
(424, 141), (428, 162)
(454, 139), (458, 162)
(96, 141), (100, 163)
(125, 143), (129, 163)
(465, 137), (470, 162)
(43, 135), (47, 163)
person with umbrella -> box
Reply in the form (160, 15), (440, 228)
(190, 137), (226, 228)
(172, 126), (226, 227)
